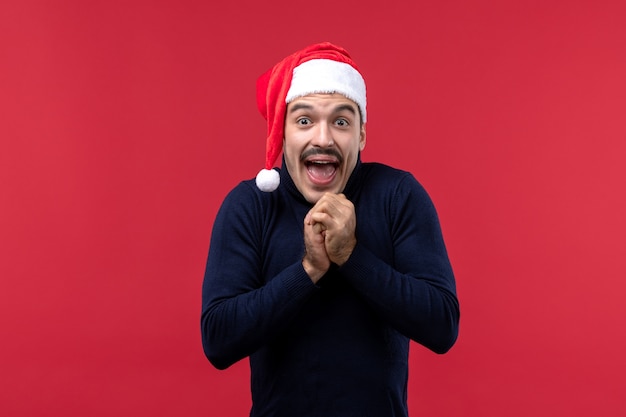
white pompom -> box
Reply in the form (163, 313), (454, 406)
(255, 168), (280, 192)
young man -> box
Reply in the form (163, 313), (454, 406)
(201, 42), (459, 417)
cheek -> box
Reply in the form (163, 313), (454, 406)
(283, 142), (298, 161)
(282, 144), (304, 174)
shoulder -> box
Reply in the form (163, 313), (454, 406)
(359, 162), (426, 194)
(216, 178), (271, 223)
(217, 174), (294, 223)
(223, 178), (264, 205)
(356, 162), (438, 216)
(216, 179), (254, 213)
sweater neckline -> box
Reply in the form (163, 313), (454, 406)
(279, 155), (363, 205)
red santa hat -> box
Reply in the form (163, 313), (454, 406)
(255, 42), (367, 192)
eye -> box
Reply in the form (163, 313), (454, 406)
(334, 118), (349, 127)
(296, 117), (311, 126)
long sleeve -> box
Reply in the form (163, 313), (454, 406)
(200, 183), (317, 370)
(340, 170), (459, 353)
(200, 162), (459, 416)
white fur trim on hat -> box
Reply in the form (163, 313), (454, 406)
(286, 59), (367, 122)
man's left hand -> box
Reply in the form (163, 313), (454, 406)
(305, 193), (357, 266)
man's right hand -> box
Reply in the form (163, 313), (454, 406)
(302, 212), (331, 284)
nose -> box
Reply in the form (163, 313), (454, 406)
(312, 122), (334, 147)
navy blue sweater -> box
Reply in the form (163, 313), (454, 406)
(201, 160), (459, 417)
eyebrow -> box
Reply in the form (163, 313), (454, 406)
(287, 102), (314, 114)
(333, 104), (357, 116)
(287, 102), (357, 116)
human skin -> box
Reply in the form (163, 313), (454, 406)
(282, 93), (365, 283)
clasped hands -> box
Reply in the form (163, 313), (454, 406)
(302, 193), (356, 284)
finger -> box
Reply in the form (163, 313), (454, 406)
(311, 221), (326, 234)
(316, 193), (353, 216)
(309, 211), (333, 228)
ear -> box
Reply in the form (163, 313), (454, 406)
(359, 124), (367, 151)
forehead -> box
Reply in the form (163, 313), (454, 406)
(287, 93), (359, 113)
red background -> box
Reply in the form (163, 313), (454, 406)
(2, 1), (625, 416)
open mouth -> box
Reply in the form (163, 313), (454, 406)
(305, 159), (339, 184)
(301, 148), (343, 185)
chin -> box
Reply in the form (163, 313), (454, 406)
(303, 191), (323, 204)
(304, 185), (340, 203)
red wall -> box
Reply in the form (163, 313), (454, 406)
(2, 1), (625, 416)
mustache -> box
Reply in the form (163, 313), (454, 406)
(300, 148), (343, 164)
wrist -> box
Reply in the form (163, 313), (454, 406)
(302, 258), (327, 284)
(331, 238), (356, 266)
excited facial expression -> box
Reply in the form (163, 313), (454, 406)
(283, 93), (367, 204)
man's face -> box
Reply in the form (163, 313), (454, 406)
(283, 93), (366, 204)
